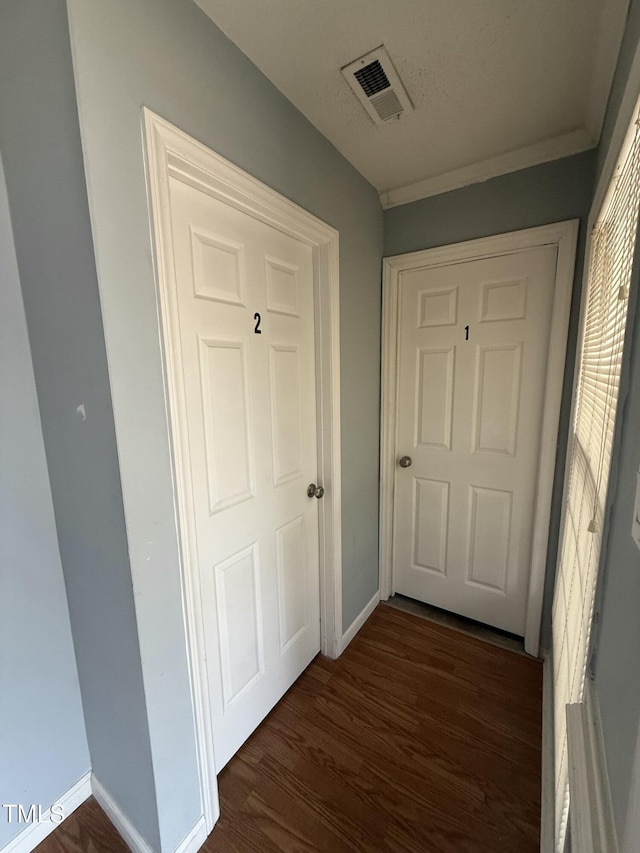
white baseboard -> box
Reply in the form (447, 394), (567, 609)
(541, 653), (555, 853)
(0, 768), (207, 853)
(338, 589), (380, 655)
(92, 775), (208, 853)
(566, 677), (618, 853)
(91, 775), (154, 853)
(174, 816), (208, 853)
(0, 770), (91, 853)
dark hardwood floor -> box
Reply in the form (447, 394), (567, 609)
(35, 604), (542, 852)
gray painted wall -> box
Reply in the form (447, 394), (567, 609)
(384, 151), (596, 648)
(597, 0), (640, 185)
(590, 0), (640, 838)
(0, 153), (90, 847)
(64, 0), (383, 847)
(0, 2), (160, 848)
(384, 152), (595, 260)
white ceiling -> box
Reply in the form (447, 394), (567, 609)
(195, 0), (630, 206)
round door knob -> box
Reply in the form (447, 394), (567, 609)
(398, 456), (412, 468)
(307, 483), (325, 499)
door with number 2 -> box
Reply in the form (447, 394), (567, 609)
(393, 245), (558, 635)
(168, 175), (321, 771)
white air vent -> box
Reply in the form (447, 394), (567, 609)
(341, 46), (413, 127)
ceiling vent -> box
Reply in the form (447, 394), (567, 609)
(341, 46), (413, 127)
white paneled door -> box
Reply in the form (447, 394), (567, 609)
(168, 176), (321, 770)
(393, 246), (558, 635)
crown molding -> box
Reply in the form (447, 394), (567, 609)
(379, 127), (595, 210)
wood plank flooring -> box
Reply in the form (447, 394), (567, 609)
(35, 604), (542, 852)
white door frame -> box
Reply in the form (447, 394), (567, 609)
(379, 220), (578, 658)
(143, 109), (342, 831)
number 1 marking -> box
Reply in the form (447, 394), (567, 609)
(465, 325), (469, 341)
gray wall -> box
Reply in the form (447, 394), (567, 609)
(384, 151), (596, 648)
(0, 153), (90, 847)
(0, 2), (160, 849)
(64, 0), (383, 847)
(597, 0), (640, 185)
(590, 0), (640, 838)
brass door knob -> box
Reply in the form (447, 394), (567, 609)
(398, 456), (412, 468)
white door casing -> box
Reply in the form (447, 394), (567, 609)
(143, 110), (342, 830)
(380, 222), (578, 656)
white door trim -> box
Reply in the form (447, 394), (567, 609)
(142, 109), (342, 832)
(380, 220), (578, 657)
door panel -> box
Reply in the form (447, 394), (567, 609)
(275, 515), (309, 651)
(269, 344), (304, 484)
(199, 338), (255, 512)
(169, 177), (320, 770)
(393, 246), (558, 635)
(215, 544), (264, 709)
(467, 485), (512, 592)
(473, 343), (522, 455)
(412, 477), (449, 574)
(416, 348), (455, 449)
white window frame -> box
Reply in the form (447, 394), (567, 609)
(549, 45), (640, 852)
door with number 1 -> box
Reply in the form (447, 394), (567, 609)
(168, 174), (321, 771)
(393, 245), (558, 635)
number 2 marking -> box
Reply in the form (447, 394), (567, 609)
(254, 312), (262, 334)
(465, 325), (470, 341)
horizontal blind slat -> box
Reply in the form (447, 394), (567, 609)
(553, 106), (639, 852)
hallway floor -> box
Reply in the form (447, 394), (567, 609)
(36, 604), (542, 852)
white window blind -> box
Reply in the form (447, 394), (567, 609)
(553, 113), (640, 851)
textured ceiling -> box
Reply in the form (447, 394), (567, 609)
(194, 0), (629, 201)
